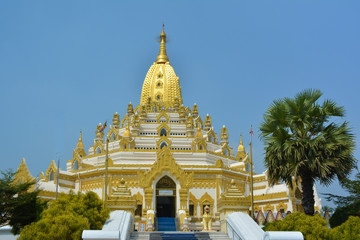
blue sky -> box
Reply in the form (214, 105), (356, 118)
(1, 1), (359, 208)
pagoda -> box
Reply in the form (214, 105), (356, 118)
(15, 27), (322, 231)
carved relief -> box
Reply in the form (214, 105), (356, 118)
(138, 147), (193, 189)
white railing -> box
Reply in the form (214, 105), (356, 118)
(82, 210), (132, 240)
(226, 220), (242, 240)
(226, 212), (304, 240)
(227, 212), (264, 240)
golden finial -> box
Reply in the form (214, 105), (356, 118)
(123, 120), (131, 138)
(76, 131), (84, 149)
(195, 124), (203, 138)
(113, 112), (120, 128)
(220, 125), (229, 141)
(76, 131), (86, 157)
(205, 114), (212, 130)
(156, 25), (169, 63)
(236, 135), (246, 160)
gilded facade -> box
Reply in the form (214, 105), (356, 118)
(15, 27), (321, 231)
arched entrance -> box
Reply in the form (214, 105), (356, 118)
(156, 176), (176, 217)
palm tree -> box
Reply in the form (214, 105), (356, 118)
(260, 89), (356, 215)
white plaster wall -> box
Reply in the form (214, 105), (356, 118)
(58, 179), (74, 186)
(189, 188), (217, 214)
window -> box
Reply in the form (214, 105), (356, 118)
(246, 162), (251, 172)
(157, 95), (161, 100)
(209, 134), (214, 143)
(189, 202), (194, 216)
(223, 148), (228, 156)
(160, 128), (167, 136)
(135, 204), (142, 216)
(96, 147), (101, 154)
(49, 170), (54, 181)
(111, 132), (116, 141)
(160, 142), (167, 149)
(73, 160), (78, 170)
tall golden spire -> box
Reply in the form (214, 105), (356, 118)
(237, 135), (245, 152)
(76, 131), (84, 149)
(236, 135), (246, 160)
(76, 131), (86, 157)
(140, 26), (182, 107)
(156, 25), (169, 63)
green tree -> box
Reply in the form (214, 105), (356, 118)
(0, 169), (46, 234)
(326, 173), (360, 227)
(260, 89), (356, 215)
(19, 191), (109, 240)
(330, 216), (360, 240)
(321, 205), (334, 213)
(329, 201), (360, 228)
(264, 212), (330, 240)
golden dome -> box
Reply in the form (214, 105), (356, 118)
(195, 125), (203, 138)
(237, 135), (245, 152)
(140, 27), (183, 107)
(236, 135), (246, 160)
(123, 122), (131, 138)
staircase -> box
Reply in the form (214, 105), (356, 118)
(157, 217), (176, 231)
(130, 231), (231, 240)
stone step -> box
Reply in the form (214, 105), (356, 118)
(130, 231), (231, 240)
(157, 217), (176, 231)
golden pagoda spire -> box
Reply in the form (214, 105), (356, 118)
(156, 25), (169, 63)
(123, 120), (131, 138)
(195, 124), (203, 139)
(236, 135), (246, 160)
(76, 131), (84, 149)
(76, 131), (86, 157)
(238, 135), (245, 151)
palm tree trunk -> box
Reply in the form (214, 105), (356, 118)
(301, 170), (315, 215)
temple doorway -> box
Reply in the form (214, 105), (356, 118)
(156, 176), (176, 217)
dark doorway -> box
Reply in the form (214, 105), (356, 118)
(156, 196), (175, 217)
(156, 176), (176, 218)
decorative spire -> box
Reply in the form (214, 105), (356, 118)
(127, 102), (134, 116)
(156, 25), (169, 63)
(236, 135), (246, 160)
(195, 124), (203, 139)
(76, 131), (86, 157)
(123, 120), (131, 138)
(205, 114), (212, 130)
(113, 112), (120, 128)
(192, 103), (198, 118)
(76, 131), (84, 149)
(220, 125), (229, 143)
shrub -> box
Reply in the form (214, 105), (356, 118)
(264, 212), (330, 240)
(330, 216), (360, 240)
(19, 191), (109, 240)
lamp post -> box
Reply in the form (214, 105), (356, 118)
(55, 152), (62, 200)
(250, 142), (254, 219)
(249, 125), (254, 219)
(104, 136), (109, 207)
